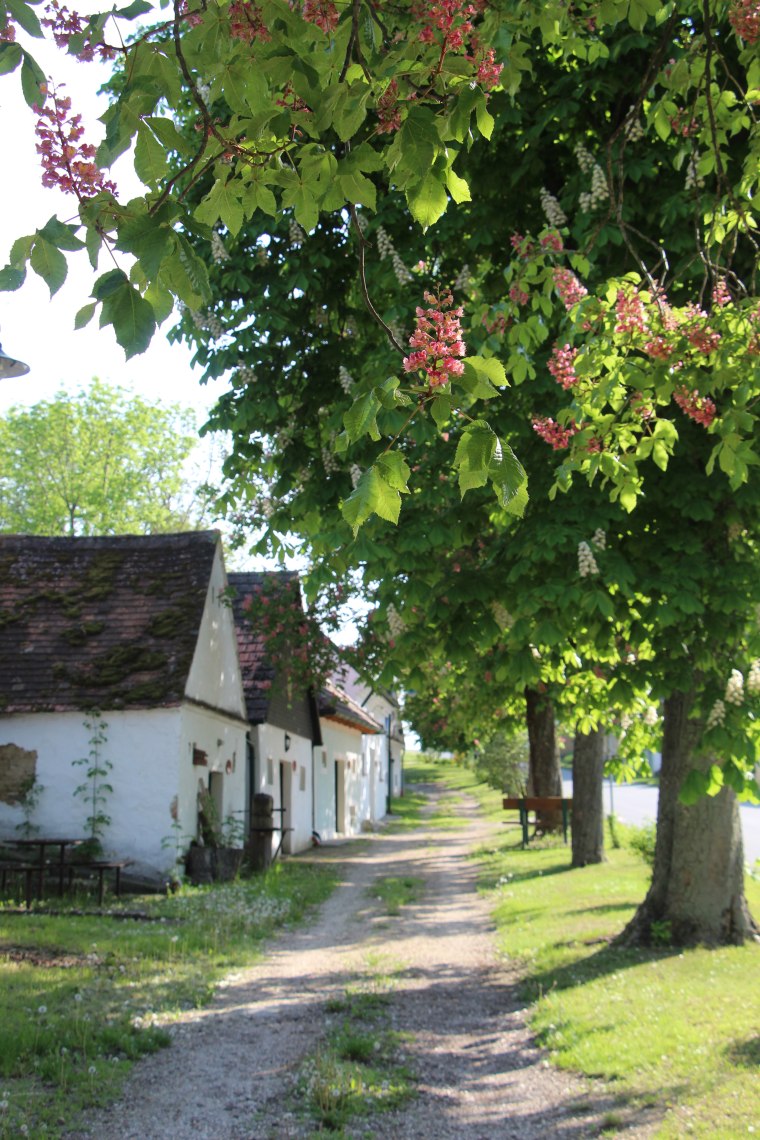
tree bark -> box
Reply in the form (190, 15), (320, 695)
(618, 690), (759, 947)
(571, 726), (606, 867)
(524, 687), (563, 832)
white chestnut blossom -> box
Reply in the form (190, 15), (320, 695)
(747, 659), (760, 695)
(643, 705), (659, 727)
(725, 669), (744, 705)
(578, 540), (599, 577)
(539, 186), (567, 228)
(706, 699), (726, 729)
(591, 528), (607, 550)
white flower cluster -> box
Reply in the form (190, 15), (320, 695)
(350, 464), (362, 488)
(684, 155), (705, 191)
(591, 528), (606, 550)
(211, 230), (230, 263)
(579, 163), (609, 213)
(540, 186), (567, 227)
(375, 225), (413, 284)
(338, 365), (354, 393)
(190, 309), (225, 340)
(234, 362), (257, 383)
(454, 263), (471, 292)
(322, 446), (339, 473)
(706, 699), (726, 728)
(387, 604), (405, 638)
(624, 106), (645, 142)
(725, 669), (744, 705)
(578, 540), (599, 577)
(491, 601), (511, 629)
(643, 705), (659, 727)
(620, 712), (633, 733)
(748, 659), (760, 695)
(530, 645), (541, 660)
(289, 219), (306, 247)
(575, 142), (595, 173)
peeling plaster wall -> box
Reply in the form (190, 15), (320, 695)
(0, 743), (37, 804)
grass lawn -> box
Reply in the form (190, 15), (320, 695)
(0, 861), (338, 1139)
(413, 753), (760, 1139)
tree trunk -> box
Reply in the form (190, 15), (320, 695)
(571, 727), (606, 867)
(524, 687), (563, 832)
(618, 691), (759, 947)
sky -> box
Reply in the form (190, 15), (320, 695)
(0, 16), (229, 422)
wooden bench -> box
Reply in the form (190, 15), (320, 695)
(502, 796), (572, 847)
(65, 860), (130, 905)
(0, 861), (40, 908)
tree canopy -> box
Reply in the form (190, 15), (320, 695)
(0, 379), (210, 535)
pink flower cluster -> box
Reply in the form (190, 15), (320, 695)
(712, 278), (732, 308)
(403, 289), (466, 388)
(614, 288), (648, 334)
(673, 385), (717, 427)
(34, 87), (117, 199)
(474, 46), (503, 90)
(0, 20), (15, 40)
(300, 0), (339, 33)
(415, 0), (479, 50)
(729, 0), (760, 42)
(509, 283), (529, 306)
(553, 267), (588, 310)
(540, 230), (564, 251)
(42, 0), (115, 61)
(643, 335), (674, 360)
(532, 416), (579, 449)
(376, 80), (401, 134)
(547, 342), (579, 389)
(229, 0), (270, 41)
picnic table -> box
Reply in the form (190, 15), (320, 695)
(0, 838), (129, 907)
(502, 796), (573, 847)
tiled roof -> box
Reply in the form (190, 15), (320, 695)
(318, 679), (383, 735)
(0, 531), (220, 714)
(228, 570), (297, 725)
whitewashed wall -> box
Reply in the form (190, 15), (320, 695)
(251, 723), (313, 853)
(179, 703), (248, 849)
(0, 708), (180, 874)
(315, 719), (369, 839)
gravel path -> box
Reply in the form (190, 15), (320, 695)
(69, 782), (656, 1139)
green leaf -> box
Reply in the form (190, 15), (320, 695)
(74, 301), (97, 329)
(92, 269), (129, 301)
(475, 96), (494, 140)
(489, 440), (528, 515)
(407, 172), (448, 228)
(134, 123), (170, 186)
(342, 465), (402, 534)
(376, 450), (410, 493)
(101, 280), (156, 358)
(142, 116), (192, 157)
(453, 420), (497, 496)
(38, 216), (85, 252)
(0, 42), (22, 76)
(20, 49), (45, 107)
(0, 265), (26, 290)
(30, 237), (67, 296)
(445, 165), (471, 204)
(195, 178), (245, 236)
(7, 0), (43, 38)
(460, 356), (506, 400)
(339, 171), (376, 211)
(343, 389), (382, 443)
(679, 769), (709, 805)
(431, 395), (452, 427)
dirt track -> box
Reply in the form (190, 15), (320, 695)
(69, 782), (655, 1139)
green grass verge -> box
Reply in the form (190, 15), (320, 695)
(370, 875), (425, 916)
(412, 754), (760, 1139)
(0, 862), (338, 1139)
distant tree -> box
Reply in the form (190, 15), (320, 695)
(0, 380), (212, 535)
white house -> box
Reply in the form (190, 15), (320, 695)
(0, 531), (248, 881)
(228, 571), (321, 856)
(315, 680), (383, 840)
(335, 662), (406, 820)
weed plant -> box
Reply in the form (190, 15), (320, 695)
(370, 875), (424, 916)
(0, 862), (337, 1139)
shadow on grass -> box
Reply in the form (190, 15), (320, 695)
(520, 938), (687, 1003)
(725, 1034), (760, 1068)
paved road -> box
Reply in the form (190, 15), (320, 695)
(561, 774), (760, 867)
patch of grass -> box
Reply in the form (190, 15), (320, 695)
(0, 861), (339, 1139)
(370, 875), (424, 916)
(419, 756), (760, 1138)
(295, 974), (414, 1133)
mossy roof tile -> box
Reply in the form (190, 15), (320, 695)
(0, 531), (220, 713)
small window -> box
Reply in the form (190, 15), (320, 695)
(266, 756), (274, 785)
(321, 750), (327, 769)
(299, 765), (306, 792)
(192, 746), (208, 767)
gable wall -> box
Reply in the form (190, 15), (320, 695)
(185, 545), (247, 721)
(250, 723), (313, 853)
(314, 720), (369, 840)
